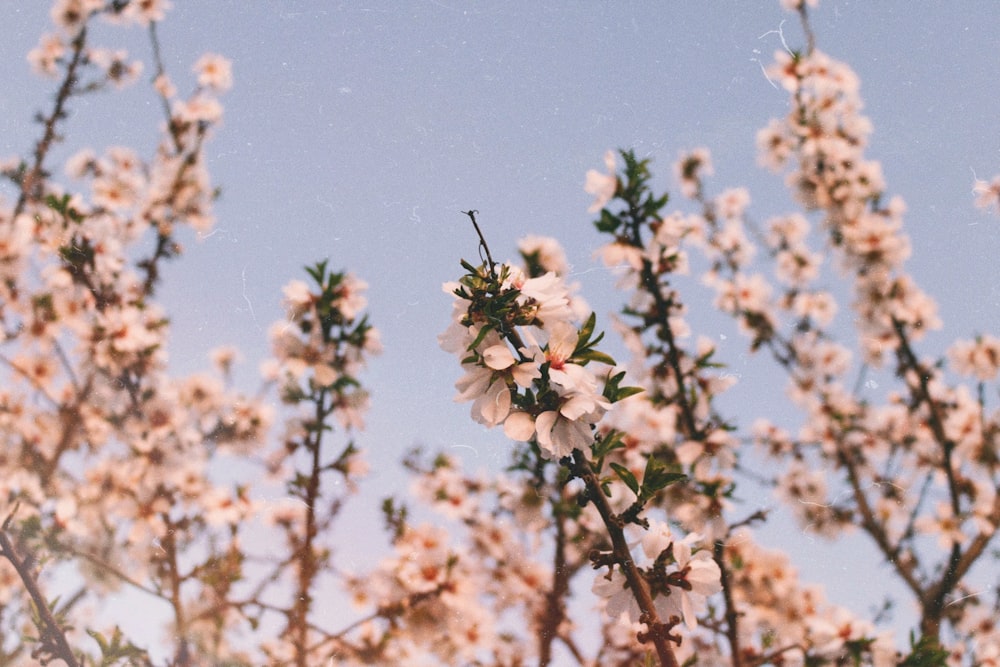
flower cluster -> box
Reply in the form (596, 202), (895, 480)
(0, 2), (305, 664)
(252, 261), (381, 664)
(3, 0), (1000, 666)
(568, 0), (1000, 658)
(591, 520), (721, 630)
(440, 256), (617, 459)
(328, 454), (561, 665)
(758, 42), (939, 363)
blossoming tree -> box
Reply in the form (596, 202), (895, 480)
(1, 0), (998, 666)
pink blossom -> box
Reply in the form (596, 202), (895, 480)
(534, 409), (593, 458)
(194, 53), (233, 92)
(973, 175), (1000, 213)
(585, 150), (618, 212)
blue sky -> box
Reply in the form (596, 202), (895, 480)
(3, 0), (1000, 656)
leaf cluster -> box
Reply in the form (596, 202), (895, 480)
(594, 150), (669, 237)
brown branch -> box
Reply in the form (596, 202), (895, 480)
(798, 5), (817, 56)
(538, 500), (570, 666)
(147, 22), (183, 153)
(63, 542), (165, 600)
(558, 633), (588, 665)
(15, 26), (89, 218)
(923, 490), (1000, 636)
(627, 217), (701, 441)
(890, 318), (972, 638)
(289, 387), (329, 666)
(835, 440), (924, 598)
(569, 450), (680, 667)
(713, 538), (742, 667)
(161, 517), (191, 667)
(0, 509), (81, 667)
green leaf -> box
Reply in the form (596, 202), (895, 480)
(466, 323), (494, 351)
(899, 633), (948, 667)
(639, 456), (686, 499)
(595, 209), (621, 233)
(602, 370), (644, 403)
(304, 259), (328, 286)
(574, 349), (617, 366)
(610, 462), (639, 495)
(615, 385), (644, 401)
(88, 629), (109, 653)
(591, 429), (625, 461)
(577, 312), (597, 345)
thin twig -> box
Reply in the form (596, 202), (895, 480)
(463, 210), (497, 278)
(16, 26), (89, 218)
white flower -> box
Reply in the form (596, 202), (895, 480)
(543, 321), (577, 368)
(585, 150), (618, 212)
(592, 567), (639, 621)
(503, 410), (536, 441)
(194, 53), (233, 92)
(669, 534), (722, 629)
(28, 33), (65, 77)
(438, 314), (475, 355)
(281, 280), (314, 319)
(123, 0), (171, 25)
(596, 240), (644, 271)
(674, 147), (713, 198)
(454, 364), (511, 427)
(518, 235), (570, 275)
(514, 270), (574, 326)
(535, 409), (592, 458)
(173, 95), (223, 124)
(333, 273), (369, 320)
(780, 0), (819, 12)
(640, 520), (674, 560)
(482, 344), (515, 370)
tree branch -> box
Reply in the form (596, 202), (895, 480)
(0, 509), (81, 667)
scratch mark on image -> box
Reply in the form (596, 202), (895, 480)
(242, 265), (259, 329)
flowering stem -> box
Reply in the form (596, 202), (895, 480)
(148, 21), (183, 152)
(569, 451), (680, 667)
(291, 387), (329, 667)
(0, 511), (80, 667)
(622, 182), (702, 440)
(889, 317), (970, 639)
(15, 26), (88, 217)
(163, 517), (191, 667)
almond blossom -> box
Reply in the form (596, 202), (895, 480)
(585, 149), (618, 212)
(3, 1), (999, 665)
(593, 522), (721, 631)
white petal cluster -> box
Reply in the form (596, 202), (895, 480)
(585, 150), (618, 212)
(592, 520), (721, 630)
(441, 257), (613, 459)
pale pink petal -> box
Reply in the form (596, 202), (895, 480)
(482, 344), (515, 370)
(503, 411), (536, 441)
